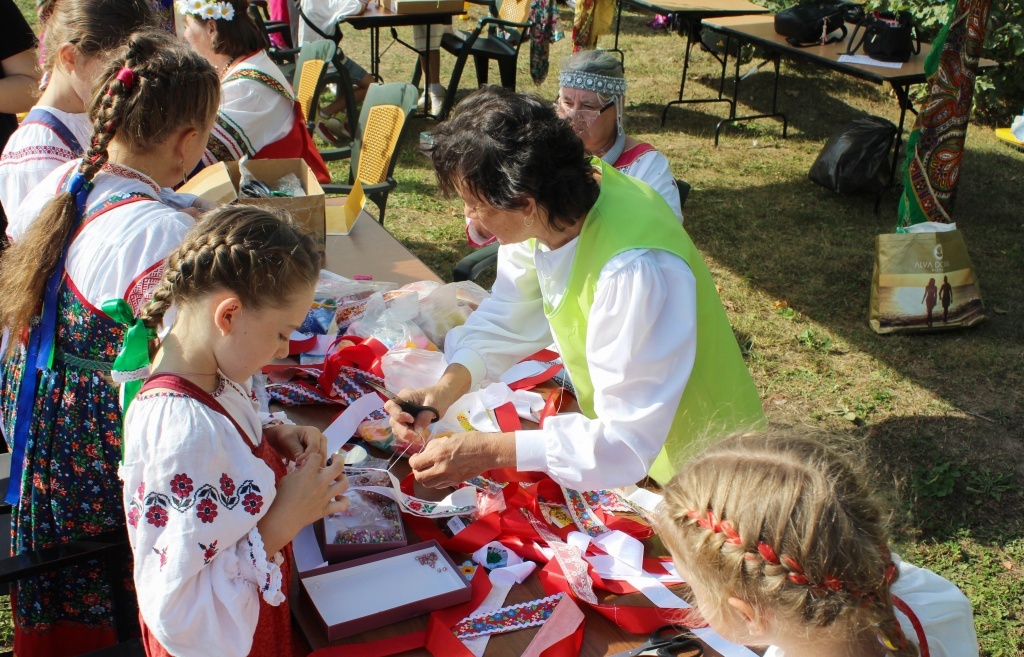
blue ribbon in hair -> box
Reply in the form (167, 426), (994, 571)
(6, 172), (93, 505)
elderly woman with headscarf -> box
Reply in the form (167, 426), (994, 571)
(556, 49), (682, 220)
(383, 86), (762, 492)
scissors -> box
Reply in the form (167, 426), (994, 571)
(608, 625), (704, 657)
(364, 380), (440, 423)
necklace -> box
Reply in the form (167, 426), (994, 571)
(216, 57), (237, 79)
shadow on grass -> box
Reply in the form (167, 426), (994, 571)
(689, 145), (1024, 538)
(650, 66), (892, 143)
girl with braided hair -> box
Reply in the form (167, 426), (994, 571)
(0, 0), (154, 218)
(121, 206), (349, 657)
(657, 430), (977, 657)
(0, 30), (218, 656)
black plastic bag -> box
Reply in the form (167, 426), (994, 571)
(809, 116), (897, 195)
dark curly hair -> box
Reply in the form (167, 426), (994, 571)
(430, 86), (600, 232)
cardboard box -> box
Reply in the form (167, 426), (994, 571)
(314, 488), (408, 563)
(390, 0), (464, 14)
(179, 159), (326, 260)
(300, 541), (471, 641)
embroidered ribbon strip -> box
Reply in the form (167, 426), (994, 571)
(452, 593), (564, 639)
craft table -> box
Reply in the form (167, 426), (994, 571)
(605, 0), (768, 126)
(279, 225), (731, 656)
(699, 15), (999, 198)
(341, 2), (466, 115)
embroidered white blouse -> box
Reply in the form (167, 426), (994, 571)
(0, 106), (92, 218)
(121, 375), (283, 657)
(762, 555), (978, 657)
(445, 233), (698, 492)
(616, 149), (684, 221)
(203, 50), (295, 166)
(8, 159), (193, 315)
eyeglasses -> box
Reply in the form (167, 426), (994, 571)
(554, 95), (616, 133)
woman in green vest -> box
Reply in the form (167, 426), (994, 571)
(385, 86), (763, 490)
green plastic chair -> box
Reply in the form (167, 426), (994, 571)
(321, 82), (419, 226)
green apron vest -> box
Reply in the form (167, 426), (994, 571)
(542, 159), (764, 484)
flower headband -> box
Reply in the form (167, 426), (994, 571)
(175, 0), (236, 21)
(558, 70), (627, 97)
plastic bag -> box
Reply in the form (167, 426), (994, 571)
(347, 292), (437, 351)
(382, 348), (448, 391)
(413, 281), (489, 349)
(808, 116), (897, 195)
(300, 271), (397, 335)
(356, 416), (431, 455)
(273, 173), (305, 198)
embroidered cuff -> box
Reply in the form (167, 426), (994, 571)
(239, 527), (285, 605)
(448, 348), (488, 390)
(515, 430), (547, 473)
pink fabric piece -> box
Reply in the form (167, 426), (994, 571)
(520, 595), (585, 657)
(267, 0), (291, 48)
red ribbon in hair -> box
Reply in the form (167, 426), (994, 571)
(109, 66), (136, 94)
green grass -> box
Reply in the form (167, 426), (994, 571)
(9, 1), (1024, 654)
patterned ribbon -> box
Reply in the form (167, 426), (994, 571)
(521, 509), (599, 604)
(452, 593), (564, 639)
(6, 172), (93, 506)
(104, 297), (156, 420)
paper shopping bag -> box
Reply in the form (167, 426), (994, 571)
(869, 228), (986, 334)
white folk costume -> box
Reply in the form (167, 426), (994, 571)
(202, 49), (330, 183)
(0, 106), (91, 218)
(0, 160), (193, 656)
(610, 143), (682, 221)
(122, 373), (293, 657)
(763, 555), (978, 657)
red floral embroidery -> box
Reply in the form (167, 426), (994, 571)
(154, 546), (168, 570)
(127, 506), (140, 528)
(199, 540), (219, 565)
(170, 473), (194, 498)
(146, 505), (169, 527)
(196, 499), (219, 523)
(242, 492), (264, 515)
(220, 474), (236, 497)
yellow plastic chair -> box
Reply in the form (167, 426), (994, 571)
(996, 127), (1024, 152)
(321, 82), (419, 225)
(293, 39), (336, 133)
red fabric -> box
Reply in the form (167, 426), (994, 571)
(318, 335), (388, 394)
(613, 142), (657, 169)
(12, 598), (118, 657)
(137, 375), (304, 657)
(254, 102), (331, 184)
(893, 595), (930, 657)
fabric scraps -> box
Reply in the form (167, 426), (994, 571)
(562, 486), (610, 537)
(452, 593), (564, 639)
(522, 509), (599, 604)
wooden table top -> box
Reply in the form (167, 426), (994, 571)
(702, 14), (997, 86)
(626, 0), (768, 20)
(322, 208), (443, 285)
(343, 1), (465, 29)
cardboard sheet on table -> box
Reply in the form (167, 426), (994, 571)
(326, 181), (367, 235)
(302, 544), (466, 625)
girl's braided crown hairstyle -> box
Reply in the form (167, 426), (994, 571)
(138, 205), (322, 334)
(0, 30), (219, 352)
(658, 430), (918, 657)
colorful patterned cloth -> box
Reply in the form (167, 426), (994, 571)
(452, 593), (564, 639)
(572, 0), (616, 51)
(897, 0), (991, 227)
(529, 0), (560, 83)
(0, 283), (133, 654)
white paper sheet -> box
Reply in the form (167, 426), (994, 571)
(323, 393), (385, 457)
(303, 545), (466, 625)
(293, 523), (328, 573)
(837, 54), (904, 69)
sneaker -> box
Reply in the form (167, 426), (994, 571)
(417, 84), (447, 116)
(315, 117), (351, 144)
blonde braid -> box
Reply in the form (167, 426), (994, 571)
(658, 430), (919, 656)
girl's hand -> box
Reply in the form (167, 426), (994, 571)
(263, 424), (328, 466)
(257, 454), (349, 554)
